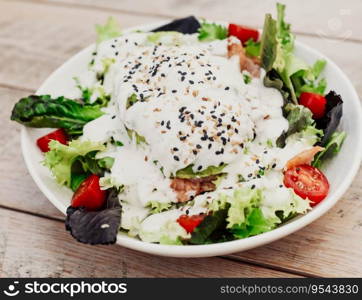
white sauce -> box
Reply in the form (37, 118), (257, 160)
(78, 32), (313, 242)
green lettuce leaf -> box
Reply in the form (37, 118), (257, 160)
(198, 21), (228, 41)
(44, 139), (105, 187)
(95, 17), (122, 44)
(276, 103), (315, 147)
(245, 39), (261, 57)
(147, 201), (172, 214)
(231, 207), (275, 238)
(260, 13), (277, 72)
(312, 131), (346, 168)
(11, 95), (104, 135)
(175, 164), (226, 179)
(126, 93), (139, 109)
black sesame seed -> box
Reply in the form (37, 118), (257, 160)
(172, 90), (177, 93)
(111, 115), (116, 119)
(193, 150), (198, 155)
(208, 143), (212, 149)
(248, 173), (253, 178)
(196, 144), (202, 149)
(279, 184), (283, 188)
(161, 120), (165, 126)
(173, 147), (178, 151)
(272, 163), (277, 168)
(197, 165), (202, 171)
(251, 184), (256, 189)
(225, 86), (230, 90)
(189, 80), (194, 84)
(256, 159), (260, 164)
(173, 156), (180, 161)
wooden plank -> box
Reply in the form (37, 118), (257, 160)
(0, 0), (166, 91)
(42, 0), (362, 42)
(0, 207), (299, 277)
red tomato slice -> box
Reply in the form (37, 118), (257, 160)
(71, 174), (107, 211)
(177, 214), (205, 233)
(228, 23), (259, 44)
(36, 128), (68, 152)
(299, 92), (327, 119)
(283, 164), (329, 206)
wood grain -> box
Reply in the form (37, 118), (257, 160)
(42, 0), (362, 42)
(0, 207), (299, 277)
(0, 0), (362, 278)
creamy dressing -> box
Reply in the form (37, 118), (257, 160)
(78, 32), (313, 243)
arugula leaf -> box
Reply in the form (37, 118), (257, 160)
(276, 103), (315, 147)
(189, 206), (230, 245)
(11, 95), (104, 135)
(175, 164), (226, 179)
(313, 131), (346, 168)
(95, 17), (121, 44)
(316, 91), (344, 145)
(152, 16), (201, 34)
(245, 39), (261, 57)
(198, 21), (228, 41)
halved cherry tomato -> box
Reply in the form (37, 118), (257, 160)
(177, 214), (205, 233)
(283, 164), (329, 206)
(36, 128), (68, 152)
(299, 92), (327, 119)
(71, 174), (106, 211)
(228, 23), (259, 44)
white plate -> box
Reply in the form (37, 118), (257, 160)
(21, 21), (362, 257)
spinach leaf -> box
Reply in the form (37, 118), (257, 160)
(189, 206), (230, 245)
(11, 95), (104, 135)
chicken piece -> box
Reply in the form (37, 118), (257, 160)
(170, 176), (217, 203)
(227, 39), (260, 77)
(284, 146), (324, 171)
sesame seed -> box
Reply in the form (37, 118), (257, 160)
(272, 163), (277, 168)
(172, 90), (177, 93)
(225, 86), (230, 90)
(173, 147), (178, 151)
(197, 165), (202, 171)
(251, 184), (256, 189)
(173, 156), (180, 161)
(196, 144), (202, 149)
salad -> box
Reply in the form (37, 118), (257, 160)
(11, 4), (346, 246)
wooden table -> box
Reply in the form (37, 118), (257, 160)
(0, 0), (361, 278)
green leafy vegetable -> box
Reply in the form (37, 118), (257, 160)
(243, 73), (252, 84)
(175, 164), (226, 179)
(276, 103), (315, 147)
(11, 95), (104, 135)
(95, 17), (122, 44)
(147, 201), (172, 214)
(44, 139), (105, 187)
(97, 157), (115, 169)
(126, 93), (139, 109)
(312, 131), (346, 168)
(70, 173), (88, 192)
(260, 13), (277, 72)
(126, 128), (146, 144)
(231, 207), (275, 238)
(189, 206), (230, 244)
(198, 21), (228, 41)
(245, 39), (261, 57)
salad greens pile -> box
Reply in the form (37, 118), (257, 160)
(10, 5), (347, 246)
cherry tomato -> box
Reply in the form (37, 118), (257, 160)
(299, 92), (327, 119)
(177, 214), (205, 233)
(36, 128), (68, 152)
(71, 174), (106, 211)
(283, 164), (329, 206)
(228, 23), (259, 44)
